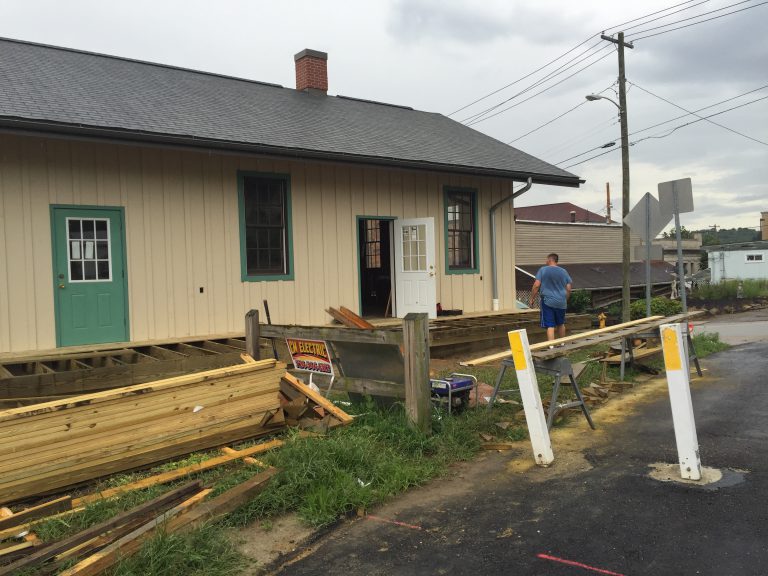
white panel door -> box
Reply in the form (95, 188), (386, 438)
(394, 217), (436, 319)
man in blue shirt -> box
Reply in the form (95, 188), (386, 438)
(529, 253), (572, 341)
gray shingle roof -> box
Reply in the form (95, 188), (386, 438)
(517, 262), (676, 290)
(0, 38), (580, 186)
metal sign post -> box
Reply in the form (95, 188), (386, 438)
(658, 178), (694, 314)
(644, 194), (652, 317)
(624, 192), (669, 316)
(661, 322), (702, 480)
(507, 329), (554, 466)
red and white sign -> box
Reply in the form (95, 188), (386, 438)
(285, 338), (334, 376)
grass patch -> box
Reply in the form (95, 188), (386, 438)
(693, 279), (768, 300)
(227, 405), (512, 528)
(692, 332), (729, 357)
(105, 522), (248, 576)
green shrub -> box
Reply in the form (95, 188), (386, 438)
(606, 302), (622, 318)
(568, 289), (592, 313)
(630, 297), (682, 319)
(693, 279), (768, 300)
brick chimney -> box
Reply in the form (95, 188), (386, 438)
(294, 49), (328, 94)
(761, 211), (768, 240)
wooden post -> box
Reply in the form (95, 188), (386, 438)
(403, 313), (431, 434)
(245, 309), (260, 360)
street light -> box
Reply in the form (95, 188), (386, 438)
(586, 93), (631, 322)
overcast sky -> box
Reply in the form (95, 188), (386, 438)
(1, 0), (766, 232)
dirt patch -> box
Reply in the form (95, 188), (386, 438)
(231, 514), (315, 575)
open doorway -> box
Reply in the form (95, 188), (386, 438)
(358, 217), (394, 317)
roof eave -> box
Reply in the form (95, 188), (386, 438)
(0, 118), (582, 187)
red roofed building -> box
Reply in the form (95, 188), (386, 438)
(514, 202), (610, 224)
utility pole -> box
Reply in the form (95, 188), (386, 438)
(605, 182), (611, 223)
(601, 32), (634, 322)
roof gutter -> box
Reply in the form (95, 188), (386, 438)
(490, 177), (532, 311)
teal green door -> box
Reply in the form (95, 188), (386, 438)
(51, 206), (129, 347)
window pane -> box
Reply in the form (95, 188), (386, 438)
(70, 241), (82, 260)
(84, 261), (97, 280)
(68, 219), (81, 239)
(97, 261), (111, 280)
(70, 261), (83, 281)
(82, 219), (95, 239)
(84, 241), (95, 260)
(95, 220), (108, 239)
(97, 241), (109, 259)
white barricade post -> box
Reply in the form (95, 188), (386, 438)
(661, 322), (702, 480)
(507, 329), (554, 466)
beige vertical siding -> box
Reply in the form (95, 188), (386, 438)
(0, 132), (521, 353)
(515, 221), (643, 265)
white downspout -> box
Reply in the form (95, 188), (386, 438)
(490, 177), (532, 311)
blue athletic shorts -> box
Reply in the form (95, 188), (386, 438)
(540, 302), (566, 328)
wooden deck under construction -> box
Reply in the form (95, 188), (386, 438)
(0, 311), (592, 404)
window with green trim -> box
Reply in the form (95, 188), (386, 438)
(240, 174), (291, 278)
(445, 188), (477, 271)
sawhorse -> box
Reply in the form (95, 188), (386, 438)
(489, 356), (595, 430)
(619, 328), (702, 381)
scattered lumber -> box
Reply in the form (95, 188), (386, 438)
(600, 346), (662, 364)
(71, 439), (283, 507)
(326, 306), (375, 329)
(220, 445), (265, 466)
(281, 372), (354, 426)
(0, 360), (349, 505)
(0, 496), (72, 531)
(0, 481), (203, 575)
(58, 468), (277, 576)
(460, 316), (665, 366)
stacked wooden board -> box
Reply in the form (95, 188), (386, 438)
(0, 470), (278, 576)
(0, 359), (289, 504)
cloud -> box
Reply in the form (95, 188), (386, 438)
(629, 10), (768, 91)
(387, 0), (580, 45)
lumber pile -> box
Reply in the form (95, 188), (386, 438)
(326, 306), (375, 329)
(0, 469), (277, 575)
(0, 359), (349, 504)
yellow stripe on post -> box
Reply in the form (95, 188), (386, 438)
(662, 327), (682, 371)
(508, 331), (527, 370)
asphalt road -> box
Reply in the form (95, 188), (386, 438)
(694, 307), (768, 345)
(277, 340), (768, 575)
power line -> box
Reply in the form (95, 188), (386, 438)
(507, 101), (586, 143)
(550, 84), (768, 164)
(536, 117), (619, 159)
(466, 49), (615, 126)
(603, 0), (707, 32)
(507, 82), (617, 144)
(628, 0), (768, 41)
(629, 84), (768, 136)
(446, 34), (600, 117)
(460, 41), (610, 124)
(618, 0), (712, 33)
(632, 94), (768, 142)
(447, 0), (720, 121)
(561, 94), (768, 169)
(629, 81), (768, 146)
(556, 140), (619, 166)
